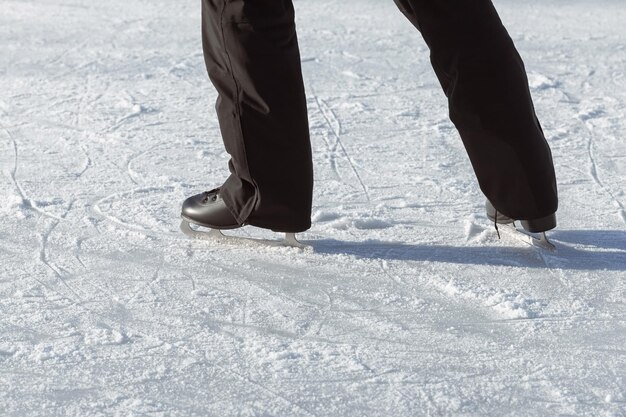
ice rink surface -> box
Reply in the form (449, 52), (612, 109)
(1, 0), (625, 415)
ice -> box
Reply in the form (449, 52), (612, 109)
(1, 0), (625, 415)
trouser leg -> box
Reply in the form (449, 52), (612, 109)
(201, 0), (313, 232)
(393, 0), (558, 220)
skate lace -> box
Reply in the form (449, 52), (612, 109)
(202, 189), (219, 203)
(494, 209), (501, 239)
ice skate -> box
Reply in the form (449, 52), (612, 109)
(180, 188), (307, 248)
(486, 200), (557, 251)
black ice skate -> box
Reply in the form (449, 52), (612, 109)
(486, 200), (557, 251)
(181, 188), (240, 230)
(180, 188), (307, 248)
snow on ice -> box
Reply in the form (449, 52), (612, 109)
(1, 0), (625, 416)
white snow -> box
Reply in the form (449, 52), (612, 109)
(1, 0), (625, 415)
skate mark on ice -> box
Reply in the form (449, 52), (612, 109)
(46, 38), (92, 68)
(125, 257), (164, 305)
(433, 275), (547, 320)
(1, 124), (63, 221)
(49, 58), (101, 82)
(37, 198), (87, 304)
(72, 74), (90, 130)
(312, 94), (371, 202)
(74, 143), (93, 179)
(377, 257), (499, 329)
(7, 202), (96, 317)
(125, 145), (164, 186)
(105, 91), (157, 133)
(241, 286), (251, 326)
(200, 315), (351, 347)
(177, 256), (326, 318)
(9, 262), (282, 413)
(249, 260), (416, 339)
(309, 96), (344, 185)
(61, 108), (95, 179)
(313, 237), (626, 271)
(70, 80), (95, 178)
(71, 246), (124, 302)
(209, 356), (321, 417)
(143, 275), (323, 415)
(576, 107), (626, 224)
(91, 186), (184, 239)
(308, 289), (333, 338)
(200, 260), (372, 341)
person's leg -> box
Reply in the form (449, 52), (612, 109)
(201, 0), (313, 233)
(393, 0), (558, 223)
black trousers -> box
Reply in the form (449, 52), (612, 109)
(201, 0), (558, 233)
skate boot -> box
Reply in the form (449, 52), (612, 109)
(486, 200), (556, 250)
(181, 188), (239, 230)
(179, 188), (307, 248)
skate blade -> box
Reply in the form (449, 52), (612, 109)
(180, 220), (309, 249)
(500, 223), (556, 252)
